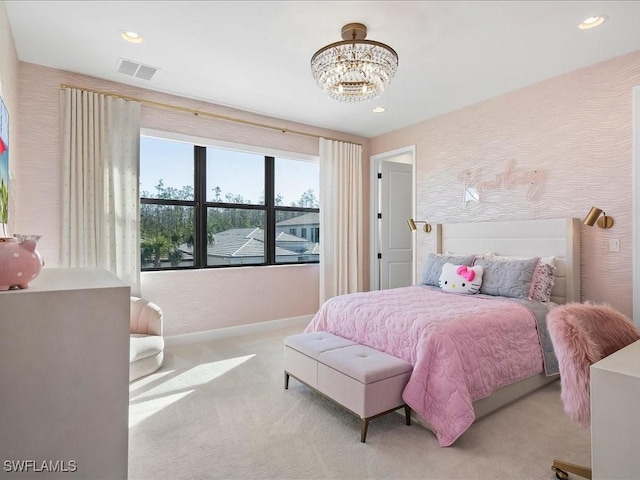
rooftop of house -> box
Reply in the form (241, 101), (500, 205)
(276, 212), (319, 227)
(179, 227), (318, 258)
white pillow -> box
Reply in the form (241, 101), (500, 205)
(446, 250), (494, 258)
(483, 253), (555, 267)
(438, 263), (484, 295)
(420, 253), (476, 286)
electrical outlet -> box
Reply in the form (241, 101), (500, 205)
(610, 239), (620, 252)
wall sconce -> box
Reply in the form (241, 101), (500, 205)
(407, 219), (432, 233)
(583, 207), (614, 229)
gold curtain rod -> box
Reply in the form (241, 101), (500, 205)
(59, 83), (361, 146)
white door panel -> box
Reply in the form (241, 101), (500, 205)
(379, 161), (412, 289)
(386, 262), (412, 289)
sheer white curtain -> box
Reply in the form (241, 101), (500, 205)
(319, 138), (364, 303)
(61, 87), (141, 295)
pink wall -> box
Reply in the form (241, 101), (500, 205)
(12, 8), (638, 331)
(371, 51), (640, 317)
(14, 62), (370, 336)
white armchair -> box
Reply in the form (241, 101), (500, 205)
(130, 296), (164, 382)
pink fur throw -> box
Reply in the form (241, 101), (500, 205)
(547, 302), (640, 428)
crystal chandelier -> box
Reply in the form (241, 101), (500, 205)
(311, 23), (399, 102)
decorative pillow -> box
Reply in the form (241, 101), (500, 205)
(438, 263), (484, 295)
(472, 257), (538, 299)
(481, 254), (556, 302)
(483, 253), (555, 267)
(420, 253), (476, 287)
(529, 262), (556, 302)
(450, 250), (495, 258)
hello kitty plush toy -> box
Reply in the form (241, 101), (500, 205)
(438, 263), (484, 295)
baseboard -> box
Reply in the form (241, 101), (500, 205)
(164, 315), (313, 347)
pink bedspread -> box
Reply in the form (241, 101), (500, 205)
(304, 286), (544, 446)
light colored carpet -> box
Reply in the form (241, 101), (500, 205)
(128, 325), (590, 480)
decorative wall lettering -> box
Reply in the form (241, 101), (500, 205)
(458, 159), (544, 203)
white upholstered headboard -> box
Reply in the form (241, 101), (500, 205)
(434, 218), (580, 305)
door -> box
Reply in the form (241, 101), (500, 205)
(378, 161), (412, 289)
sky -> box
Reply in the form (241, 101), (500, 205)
(139, 136), (318, 205)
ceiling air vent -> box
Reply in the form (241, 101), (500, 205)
(116, 58), (159, 81)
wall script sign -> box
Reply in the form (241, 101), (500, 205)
(458, 159), (545, 203)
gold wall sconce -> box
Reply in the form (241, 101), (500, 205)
(583, 207), (614, 229)
(407, 219), (432, 233)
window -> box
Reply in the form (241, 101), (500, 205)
(140, 135), (319, 270)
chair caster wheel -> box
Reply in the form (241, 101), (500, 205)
(552, 466), (569, 480)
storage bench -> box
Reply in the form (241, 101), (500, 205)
(284, 331), (413, 442)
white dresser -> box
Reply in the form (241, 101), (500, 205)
(590, 338), (640, 479)
(0, 268), (130, 479)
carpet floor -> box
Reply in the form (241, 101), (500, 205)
(128, 325), (590, 480)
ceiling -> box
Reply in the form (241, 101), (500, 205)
(5, 1), (640, 138)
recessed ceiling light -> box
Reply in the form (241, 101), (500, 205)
(121, 31), (143, 43)
(578, 15), (608, 30)
(373, 107), (386, 113)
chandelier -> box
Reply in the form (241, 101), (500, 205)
(311, 23), (399, 102)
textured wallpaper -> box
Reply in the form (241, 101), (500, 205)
(372, 51), (640, 317)
(15, 62), (368, 335)
(12, 23), (639, 330)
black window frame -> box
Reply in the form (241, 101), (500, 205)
(140, 140), (319, 271)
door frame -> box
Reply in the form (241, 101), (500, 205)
(369, 145), (416, 291)
(633, 85), (639, 326)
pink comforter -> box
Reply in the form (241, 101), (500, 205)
(305, 286), (544, 446)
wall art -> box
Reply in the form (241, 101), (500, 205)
(0, 96), (8, 237)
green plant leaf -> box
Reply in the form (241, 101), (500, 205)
(0, 178), (8, 224)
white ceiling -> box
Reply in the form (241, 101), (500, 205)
(5, 1), (640, 138)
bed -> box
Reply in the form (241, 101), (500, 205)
(304, 217), (580, 446)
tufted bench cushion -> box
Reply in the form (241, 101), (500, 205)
(284, 331), (357, 389)
(284, 332), (413, 442)
(318, 344), (413, 421)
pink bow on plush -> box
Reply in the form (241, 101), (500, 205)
(456, 265), (476, 281)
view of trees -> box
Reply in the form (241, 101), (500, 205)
(140, 180), (319, 268)
(140, 204), (193, 267)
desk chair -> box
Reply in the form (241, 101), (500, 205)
(547, 302), (640, 479)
